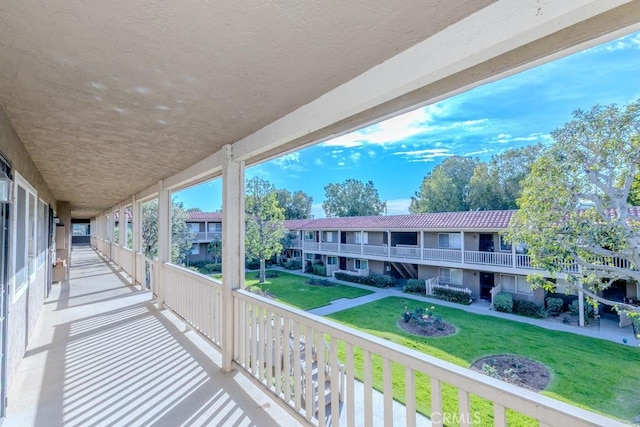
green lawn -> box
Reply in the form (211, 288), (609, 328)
(328, 296), (640, 425)
(245, 271), (373, 310)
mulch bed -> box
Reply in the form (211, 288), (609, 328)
(471, 354), (551, 392)
(397, 319), (457, 338)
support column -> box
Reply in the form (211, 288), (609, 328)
(221, 144), (245, 372)
(578, 283), (585, 327)
(132, 196), (141, 286)
(512, 239), (517, 268)
(118, 203), (126, 249)
(419, 231), (424, 260)
(157, 180), (171, 307)
(460, 231), (465, 265)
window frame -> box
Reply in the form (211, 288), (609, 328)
(354, 232), (368, 245)
(354, 259), (368, 270)
(500, 274), (532, 295)
(12, 173), (38, 301)
(499, 235), (512, 252)
(438, 232), (461, 249)
(439, 267), (463, 286)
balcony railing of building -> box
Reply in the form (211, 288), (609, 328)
(193, 231), (223, 242)
(93, 235), (626, 427)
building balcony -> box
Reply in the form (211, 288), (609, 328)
(193, 231), (223, 243)
(75, 239), (624, 427)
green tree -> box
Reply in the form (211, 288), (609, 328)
(207, 236), (222, 263)
(322, 179), (386, 217)
(467, 163), (506, 210)
(489, 143), (543, 209)
(506, 101), (640, 315)
(142, 199), (196, 264)
(410, 156), (478, 213)
(275, 188), (313, 219)
(245, 177), (286, 283)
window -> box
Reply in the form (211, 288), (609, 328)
(327, 256), (338, 265)
(354, 259), (368, 270)
(13, 174), (38, 297)
(355, 232), (368, 244)
(305, 253), (315, 261)
(38, 200), (48, 267)
(499, 235), (512, 251)
(304, 231), (315, 241)
(326, 232), (333, 243)
(439, 268), (463, 285)
(500, 274), (532, 295)
(438, 233), (461, 249)
(191, 244), (200, 255)
(189, 223), (200, 232)
(208, 222), (222, 232)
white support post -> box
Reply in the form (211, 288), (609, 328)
(460, 231), (465, 265)
(338, 229), (341, 253)
(157, 180), (171, 308)
(132, 196), (141, 286)
(420, 231), (424, 260)
(387, 231), (391, 257)
(221, 144), (245, 372)
(118, 203), (126, 249)
(578, 284), (585, 327)
(512, 239), (517, 268)
(360, 231), (364, 255)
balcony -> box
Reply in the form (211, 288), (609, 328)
(193, 231), (223, 243)
(75, 239), (624, 427)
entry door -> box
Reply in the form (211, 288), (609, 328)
(480, 272), (494, 299)
(339, 257), (346, 270)
(0, 160), (10, 418)
(479, 234), (494, 252)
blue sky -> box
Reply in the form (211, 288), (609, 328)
(175, 31), (640, 217)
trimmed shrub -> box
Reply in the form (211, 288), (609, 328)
(307, 278), (335, 287)
(312, 264), (327, 276)
(403, 279), (426, 294)
(513, 299), (542, 317)
(246, 259), (261, 270)
(431, 287), (472, 305)
(545, 297), (564, 314)
(569, 300), (595, 321)
(493, 291), (513, 313)
(632, 316), (640, 339)
(334, 272), (395, 288)
(265, 270), (279, 279)
(284, 260), (302, 270)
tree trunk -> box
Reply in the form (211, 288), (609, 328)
(259, 259), (266, 283)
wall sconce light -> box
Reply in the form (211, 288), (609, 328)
(0, 171), (13, 204)
(54, 217), (61, 224)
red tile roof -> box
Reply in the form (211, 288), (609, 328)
(284, 210), (516, 231)
(186, 211), (222, 221)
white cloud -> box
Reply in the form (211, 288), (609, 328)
(392, 147), (452, 162)
(585, 33), (640, 53)
(384, 198), (411, 215)
(311, 203), (325, 219)
(272, 152), (305, 171)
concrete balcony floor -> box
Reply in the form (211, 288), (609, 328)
(5, 246), (300, 427)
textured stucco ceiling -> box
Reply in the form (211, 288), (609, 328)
(0, 1), (493, 218)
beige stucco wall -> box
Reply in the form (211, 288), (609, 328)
(368, 232), (385, 246)
(463, 270), (480, 297)
(464, 232), (478, 251)
(423, 232), (438, 249)
(368, 260), (385, 275)
(0, 107), (57, 389)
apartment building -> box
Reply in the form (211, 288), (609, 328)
(185, 211), (223, 262)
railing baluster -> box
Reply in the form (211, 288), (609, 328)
(316, 331), (327, 427)
(266, 308), (274, 389)
(346, 343), (355, 427)
(493, 403), (506, 427)
(274, 314), (282, 397)
(293, 322), (302, 412)
(405, 367), (416, 427)
(431, 378), (443, 427)
(383, 357), (393, 426)
(363, 349), (373, 427)
(458, 389), (471, 427)
(283, 317), (292, 403)
(330, 336), (340, 427)
(304, 326), (314, 420)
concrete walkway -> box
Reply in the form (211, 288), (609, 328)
(5, 246), (299, 427)
(288, 269), (638, 347)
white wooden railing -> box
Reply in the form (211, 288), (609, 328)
(424, 277), (473, 297)
(320, 242), (339, 252)
(423, 248), (463, 262)
(193, 231), (223, 241)
(231, 289), (621, 427)
(490, 283), (503, 308)
(464, 250), (512, 267)
(340, 243), (362, 254)
(390, 245), (421, 259)
(363, 244), (388, 256)
(303, 241), (320, 251)
(161, 263), (223, 346)
(119, 247), (134, 278)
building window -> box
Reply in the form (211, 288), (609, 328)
(13, 175), (38, 298)
(327, 256), (338, 265)
(191, 244), (200, 255)
(304, 231), (315, 241)
(438, 233), (461, 249)
(499, 235), (512, 252)
(355, 232), (368, 244)
(326, 232), (333, 243)
(208, 222), (222, 232)
(439, 268), (463, 286)
(500, 274), (532, 295)
(189, 223), (200, 232)
(354, 259), (368, 270)
(305, 253), (315, 261)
